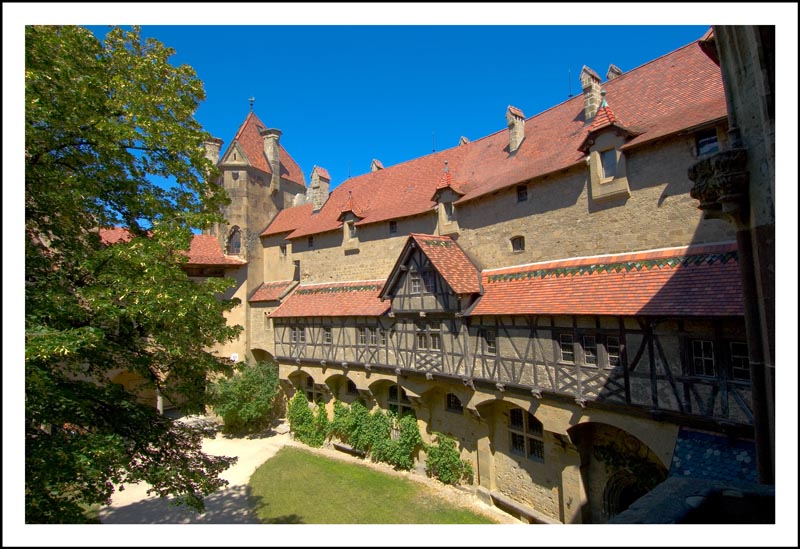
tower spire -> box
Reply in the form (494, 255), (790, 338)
(248, 97), (255, 112)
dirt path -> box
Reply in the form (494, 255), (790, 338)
(98, 418), (521, 525)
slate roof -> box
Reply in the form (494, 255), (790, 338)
(669, 428), (758, 483)
(410, 234), (481, 295)
(248, 280), (297, 303)
(282, 38), (724, 240)
(269, 281), (389, 318)
(223, 112), (305, 186)
(469, 242), (742, 317)
(98, 228), (247, 267)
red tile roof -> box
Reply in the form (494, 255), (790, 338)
(410, 234), (481, 295)
(269, 280), (389, 318)
(185, 234), (247, 266)
(469, 242), (742, 317)
(260, 203), (315, 236)
(225, 112), (305, 186)
(98, 228), (246, 266)
(338, 191), (365, 220)
(249, 280), (297, 303)
(283, 39), (724, 239)
(312, 166), (331, 180)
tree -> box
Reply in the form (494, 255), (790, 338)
(210, 360), (282, 434)
(25, 25), (240, 523)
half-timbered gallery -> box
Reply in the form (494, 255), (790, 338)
(195, 32), (763, 523)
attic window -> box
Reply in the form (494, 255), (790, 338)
(308, 236), (314, 248)
(600, 149), (617, 180)
(389, 220), (398, 235)
(511, 236), (525, 253)
(516, 185), (528, 202)
(696, 129), (719, 157)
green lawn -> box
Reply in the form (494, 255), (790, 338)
(248, 446), (496, 524)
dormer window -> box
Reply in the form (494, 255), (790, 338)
(347, 221), (357, 239)
(443, 202), (455, 222)
(226, 227), (241, 255)
(600, 149), (617, 180)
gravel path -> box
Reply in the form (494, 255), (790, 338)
(98, 417), (521, 525)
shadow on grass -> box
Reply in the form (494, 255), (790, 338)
(99, 484), (264, 524)
(262, 513), (305, 524)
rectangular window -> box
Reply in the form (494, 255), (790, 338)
(410, 272), (421, 294)
(517, 185), (528, 202)
(378, 328), (387, 346)
(600, 149), (617, 179)
(422, 270), (436, 293)
(416, 332), (428, 350)
(559, 333), (575, 363)
(358, 327), (368, 346)
(348, 221), (357, 239)
(730, 341), (750, 381)
(583, 335), (597, 366)
(483, 329), (497, 355)
(292, 327), (306, 344)
(323, 327), (332, 345)
(692, 339), (716, 377)
(509, 408), (524, 430)
(279, 244), (287, 257)
(511, 236), (525, 252)
(369, 327), (379, 346)
(696, 129), (720, 156)
(527, 438), (545, 461)
(430, 332), (441, 351)
(510, 433), (526, 456)
(389, 220), (398, 235)
(605, 336), (621, 368)
(446, 393), (463, 413)
(443, 202), (455, 222)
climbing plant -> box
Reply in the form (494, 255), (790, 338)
(425, 432), (474, 485)
(593, 443), (666, 491)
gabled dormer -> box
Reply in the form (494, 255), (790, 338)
(338, 191), (364, 254)
(578, 90), (641, 203)
(379, 233), (481, 315)
(430, 161), (463, 237)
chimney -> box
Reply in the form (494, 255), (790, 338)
(606, 64), (623, 80)
(506, 105), (525, 154)
(580, 65), (602, 122)
(203, 137), (223, 165)
(260, 128), (282, 192)
(459, 136), (470, 146)
(309, 166), (331, 211)
(370, 159), (384, 172)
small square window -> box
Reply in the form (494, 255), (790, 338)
(389, 220), (398, 235)
(600, 149), (617, 179)
(446, 393), (463, 413)
(511, 236), (525, 252)
(517, 185), (528, 202)
(696, 129), (719, 156)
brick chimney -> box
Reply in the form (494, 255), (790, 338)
(203, 137), (223, 165)
(260, 128), (282, 192)
(370, 159), (384, 172)
(309, 166), (331, 211)
(506, 105), (525, 154)
(606, 64), (623, 80)
(580, 65), (602, 122)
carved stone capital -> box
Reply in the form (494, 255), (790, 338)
(688, 148), (749, 224)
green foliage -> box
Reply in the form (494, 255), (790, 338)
(593, 443), (666, 491)
(286, 390), (328, 447)
(209, 360), (280, 434)
(324, 400), (422, 471)
(25, 26), (240, 522)
(425, 432), (474, 485)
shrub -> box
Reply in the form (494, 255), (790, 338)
(425, 432), (474, 485)
(209, 360), (280, 434)
(286, 390), (330, 447)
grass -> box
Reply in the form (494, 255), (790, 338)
(248, 446), (496, 524)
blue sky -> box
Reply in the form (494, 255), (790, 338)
(85, 24), (710, 191)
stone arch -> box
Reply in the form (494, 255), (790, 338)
(567, 422), (668, 523)
(250, 348), (275, 364)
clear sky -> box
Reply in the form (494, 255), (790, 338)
(84, 24), (711, 191)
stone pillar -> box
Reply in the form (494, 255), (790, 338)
(559, 445), (588, 524)
(580, 65), (602, 122)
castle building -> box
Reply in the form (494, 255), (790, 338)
(202, 34), (763, 523)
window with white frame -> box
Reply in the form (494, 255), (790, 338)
(559, 333), (575, 363)
(600, 149), (617, 179)
(369, 327), (379, 346)
(323, 326), (332, 345)
(606, 336), (621, 368)
(691, 339), (716, 377)
(358, 327), (369, 346)
(508, 407), (544, 462)
(409, 271), (422, 294)
(583, 335), (598, 366)
(291, 326), (306, 344)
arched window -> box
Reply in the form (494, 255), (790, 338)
(227, 227), (242, 255)
(511, 236), (525, 252)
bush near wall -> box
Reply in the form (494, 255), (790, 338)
(209, 360), (280, 434)
(425, 432), (474, 486)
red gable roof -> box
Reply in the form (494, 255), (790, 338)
(249, 280), (297, 303)
(98, 228), (246, 267)
(225, 112), (305, 186)
(410, 234), (481, 295)
(338, 191), (365, 220)
(469, 242), (742, 317)
(284, 39), (725, 239)
(261, 203), (315, 237)
(269, 281), (389, 318)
